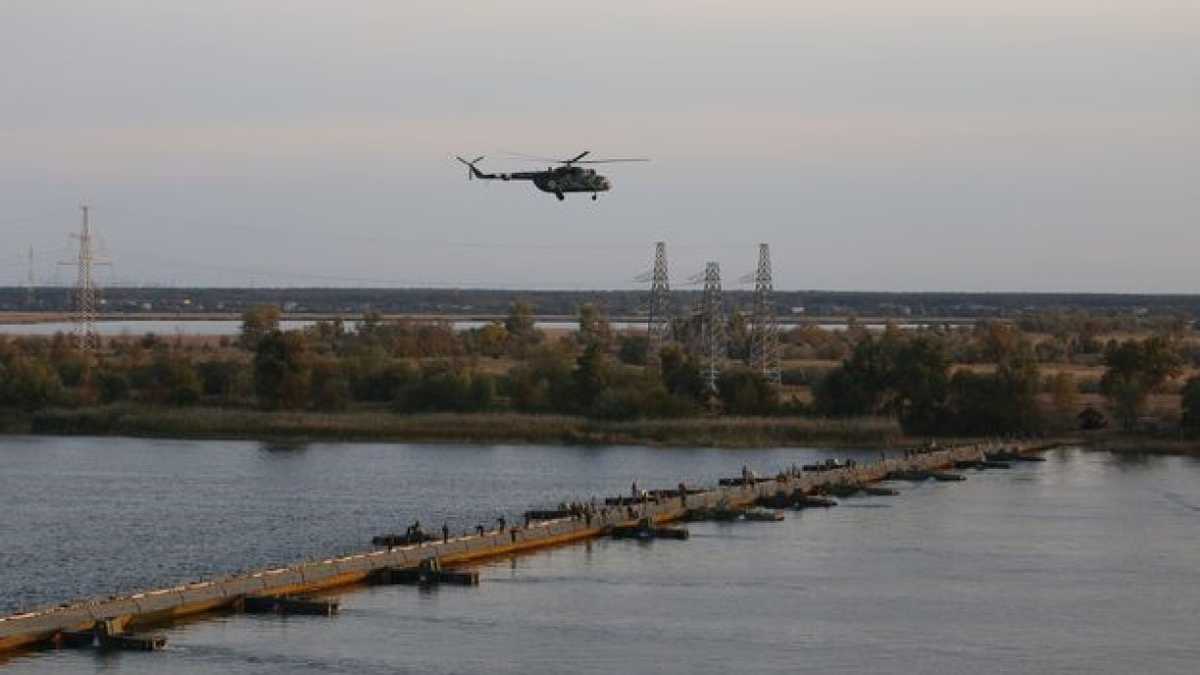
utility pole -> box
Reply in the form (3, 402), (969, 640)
(749, 243), (781, 385)
(58, 206), (110, 361)
(645, 241), (672, 368)
(700, 261), (725, 394)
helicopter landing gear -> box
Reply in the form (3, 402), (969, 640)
(555, 192), (565, 201)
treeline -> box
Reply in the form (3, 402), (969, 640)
(4, 303), (1200, 438)
(814, 324), (1196, 435)
(241, 304), (789, 420)
(0, 304), (789, 422)
(813, 326), (1044, 435)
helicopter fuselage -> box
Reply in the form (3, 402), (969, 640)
(533, 166), (610, 195)
(469, 165), (610, 200)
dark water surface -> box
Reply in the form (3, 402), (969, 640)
(2, 437), (1198, 673)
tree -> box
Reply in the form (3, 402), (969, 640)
(945, 366), (1040, 436)
(573, 342), (614, 411)
(890, 335), (951, 434)
(95, 369), (131, 404)
(617, 334), (649, 366)
(1051, 372), (1079, 420)
(254, 330), (312, 409)
(717, 368), (779, 415)
(1100, 337), (1183, 430)
(1078, 406), (1108, 430)
(310, 358), (350, 411)
(196, 359), (245, 401)
(476, 322), (509, 358)
(992, 338), (1042, 432)
(1176, 372), (1200, 429)
(659, 344), (705, 402)
(240, 305), (281, 350)
(343, 352), (415, 402)
(307, 319), (347, 355)
(0, 357), (63, 411)
(400, 362), (494, 413)
(507, 346), (575, 413)
(726, 311), (751, 361)
(812, 332), (955, 434)
(576, 303), (613, 352)
(813, 333), (902, 417)
(144, 352), (202, 406)
(977, 321), (1020, 363)
(1181, 376), (1200, 432)
(504, 301), (542, 356)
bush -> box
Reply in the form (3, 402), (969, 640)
(254, 331), (311, 409)
(1181, 376), (1200, 432)
(196, 359), (245, 400)
(717, 368), (779, 415)
(507, 347), (575, 413)
(591, 387), (645, 420)
(0, 358), (63, 411)
(617, 335), (649, 366)
(399, 364), (495, 413)
(96, 370), (131, 404)
(311, 359), (351, 411)
(145, 354), (202, 406)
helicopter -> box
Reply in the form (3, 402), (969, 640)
(454, 151), (648, 201)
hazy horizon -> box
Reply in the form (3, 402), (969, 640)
(3, 2), (1197, 293)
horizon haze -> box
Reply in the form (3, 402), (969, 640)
(2, 1), (1197, 293)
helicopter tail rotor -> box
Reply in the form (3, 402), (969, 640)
(456, 155), (485, 180)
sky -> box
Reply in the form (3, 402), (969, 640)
(1, 1), (1197, 292)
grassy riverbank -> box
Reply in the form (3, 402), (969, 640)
(22, 406), (905, 448)
(15, 406), (1192, 453)
(1075, 433), (1200, 456)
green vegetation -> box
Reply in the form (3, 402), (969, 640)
(814, 325), (1041, 436)
(1099, 337), (1183, 431)
(3, 303), (1200, 445)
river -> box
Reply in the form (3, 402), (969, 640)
(1, 437), (1197, 673)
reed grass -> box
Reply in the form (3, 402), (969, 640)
(30, 406), (904, 448)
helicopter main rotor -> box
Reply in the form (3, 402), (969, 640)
(503, 150), (650, 166)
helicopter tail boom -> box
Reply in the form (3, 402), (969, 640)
(455, 155), (489, 180)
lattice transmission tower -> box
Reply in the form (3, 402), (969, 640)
(58, 206), (109, 359)
(699, 261), (725, 394)
(749, 243), (782, 385)
(644, 241), (672, 367)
